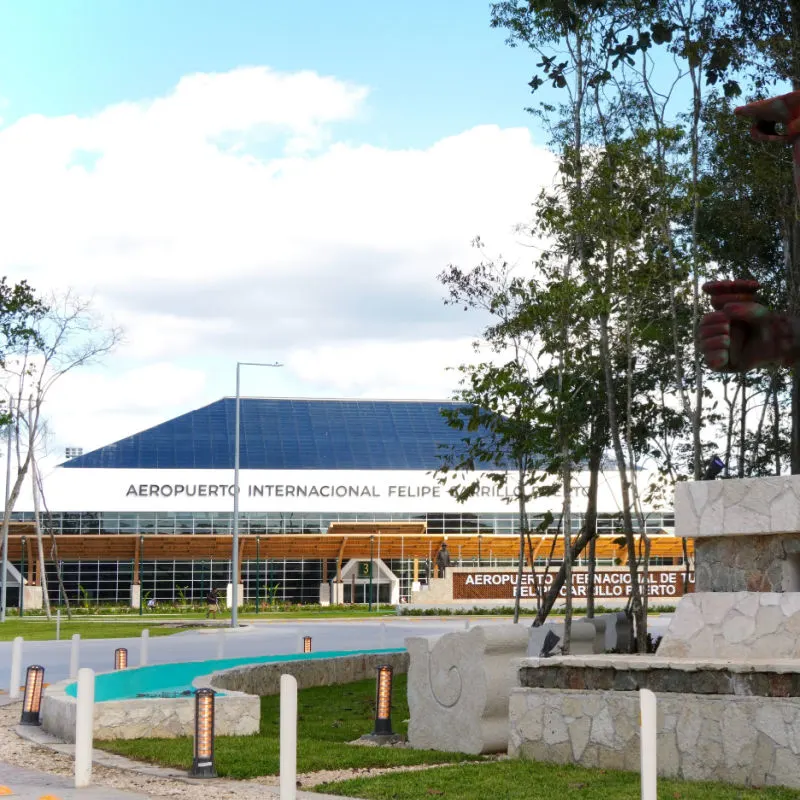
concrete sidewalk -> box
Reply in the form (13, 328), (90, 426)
(13, 723), (363, 800)
(0, 761), (149, 799)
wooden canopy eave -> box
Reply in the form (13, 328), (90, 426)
(2, 533), (693, 562)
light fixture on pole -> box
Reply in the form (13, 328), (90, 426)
(372, 665), (394, 736)
(703, 456), (725, 481)
(20, 665), (45, 725)
(190, 688), (217, 778)
(232, 361), (282, 630)
(114, 648), (128, 670)
(303, 635), (312, 653)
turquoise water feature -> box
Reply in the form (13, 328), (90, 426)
(64, 648), (405, 702)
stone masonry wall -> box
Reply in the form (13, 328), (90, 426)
(508, 687), (800, 788)
(658, 592), (800, 659)
(695, 535), (800, 592)
(209, 651), (409, 696)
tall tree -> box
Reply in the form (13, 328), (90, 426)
(2, 292), (122, 613)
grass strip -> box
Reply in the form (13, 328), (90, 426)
(0, 619), (189, 641)
(316, 759), (800, 799)
(97, 674), (486, 777)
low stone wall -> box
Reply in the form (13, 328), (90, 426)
(42, 679), (259, 742)
(406, 624), (529, 755)
(659, 592), (800, 659)
(208, 651), (410, 695)
(509, 686), (800, 787)
(42, 651), (407, 742)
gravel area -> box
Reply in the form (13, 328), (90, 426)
(0, 701), (494, 798)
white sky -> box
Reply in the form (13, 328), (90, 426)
(0, 66), (557, 471)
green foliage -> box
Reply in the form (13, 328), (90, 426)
(318, 757), (800, 799)
(97, 675), (486, 778)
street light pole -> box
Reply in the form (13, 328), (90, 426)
(232, 361), (281, 629)
(1, 398), (13, 623)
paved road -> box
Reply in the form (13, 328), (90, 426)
(0, 615), (674, 691)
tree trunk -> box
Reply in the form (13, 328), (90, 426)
(513, 462), (527, 624)
(598, 311), (646, 651)
(30, 450), (51, 620)
(36, 461), (72, 619)
(774, 380), (782, 475)
(584, 442), (601, 618)
(738, 373), (747, 478)
(532, 523), (595, 626)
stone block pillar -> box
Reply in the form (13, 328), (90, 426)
(319, 583), (331, 606)
(22, 585), (43, 610)
(130, 584), (141, 609)
(330, 581), (345, 604)
(406, 624), (529, 754)
(226, 583), (245, 609)
(660, 475), (800, 659)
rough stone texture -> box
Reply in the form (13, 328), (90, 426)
(675, 475), (800, 540)
(42, 678), (259, 742)
(210, 651), (409, 696)
(658, 592), (800, 659)
(516, 654), (800, 696)
(527, 622), (597, 657)
(405, 624), (529, 754)
(694, 535), (800, 592)
(509, 687), (800, 788)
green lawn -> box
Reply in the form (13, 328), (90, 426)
(0, 619), (189, 641)
(97, 675), (487, 777)
(317, 759), (800, 799)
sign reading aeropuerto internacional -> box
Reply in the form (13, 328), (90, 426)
(453, 569), (694, 600)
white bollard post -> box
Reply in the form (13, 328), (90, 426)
(9, 636), (22, 699)
(464, 617), (470, 630)
(56, 609), (61, 641)
(140, 629), (149, 666)
(74, 668), (95, 788)
(280, 674), (297, 800)
(640, 688), (657, 800)
(69, 634), (81, 680)
(216, 628), (225, 659)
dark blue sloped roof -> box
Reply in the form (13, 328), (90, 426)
(61, 398), (480, 470)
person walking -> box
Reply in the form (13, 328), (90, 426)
(435, 542), (451, 579)
(205, 587), (220, 619)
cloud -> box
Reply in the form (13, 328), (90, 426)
(34, 362), (210, 468)
(0, 65), (556, 456)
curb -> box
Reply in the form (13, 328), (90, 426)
(14, 721), (362, 800)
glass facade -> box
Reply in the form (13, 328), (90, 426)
(13, 509), (674, 537)
(9, 508), (676, 606)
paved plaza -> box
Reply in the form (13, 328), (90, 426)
(0, 615), (674, 799)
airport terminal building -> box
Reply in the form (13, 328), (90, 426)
(7, 397), (676, 606)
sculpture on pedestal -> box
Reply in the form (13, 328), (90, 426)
(700, 91), (800, 371)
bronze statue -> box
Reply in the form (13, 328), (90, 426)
(701, 91), (800, 371)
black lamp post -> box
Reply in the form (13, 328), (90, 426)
(190, 688), (217, 778)
(372, 665), (394, 735)
(20, 665), (45, 725)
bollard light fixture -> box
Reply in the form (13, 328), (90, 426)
(372, 664), (394, 735)
(303, 636), (312, 653)
(20, 665), (45, 725)
(190, 688), (217, 778)
(114, 647), (128, 670)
